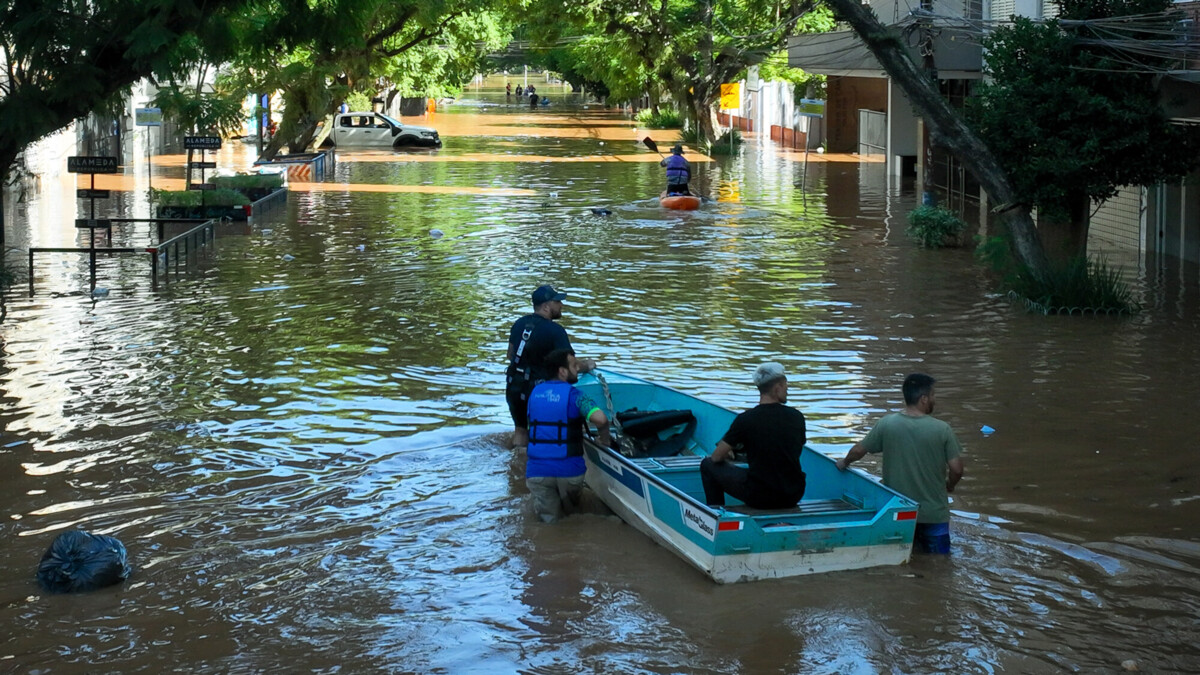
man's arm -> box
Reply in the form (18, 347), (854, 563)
(946, 457), (964, 493)
(835, 442), (868, 471)
(588, 408), (612, 447)
(711, 440), (734, 463)
(659, 157), (668, 167)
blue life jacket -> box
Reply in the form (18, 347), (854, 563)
(527, 380), (584, 461)
(664, 155), (689, 184)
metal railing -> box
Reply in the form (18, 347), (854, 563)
(146, 218), (220, 282)
(27, 218), (221, 295)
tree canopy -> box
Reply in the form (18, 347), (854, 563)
(0, 0), (245, 174)
(967, 0), (1200, 254)
(516, 0), (833, 142)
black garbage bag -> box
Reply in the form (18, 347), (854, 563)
(36, 530), (131, 593)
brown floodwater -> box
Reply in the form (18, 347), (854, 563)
(2, 86), (1200, 674)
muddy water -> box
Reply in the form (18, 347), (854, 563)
(2, 86), (1200, 673)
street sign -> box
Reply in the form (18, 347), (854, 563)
(135, 107), (163, 126)
(719, 83), (741, 110)
(67, 156), (118, 173)
(76, 189), (111, 199)
(747, 66), (760, 93)
(184, 136), (222, 150)
(189, 161), (218, 169)
(75, 218), (113, 229)
(798, 98), (826, 118)
(188, 183), (216, 191)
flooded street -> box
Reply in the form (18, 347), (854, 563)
(3, 87), (1200, 673)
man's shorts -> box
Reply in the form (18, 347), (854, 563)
(914, 522), (951, 554)
(506, 385), (528, 428)
(526, 474), (585, 523)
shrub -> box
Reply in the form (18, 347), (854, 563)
(635, 108), (683, 129)
(707, 129), (744, 155)
(154, 188), (251, 207)
(211, 173), (284, 190)
(679, 125), (703, 147)
(906, 206), (967, 248)
(975, 236), (1138, 314)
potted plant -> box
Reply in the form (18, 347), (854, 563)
(210, 173), (286, 201)
(155, 188), (253, 220)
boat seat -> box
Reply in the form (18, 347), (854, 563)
(725, 499), (871, 517)
(616, 409), (696, 458)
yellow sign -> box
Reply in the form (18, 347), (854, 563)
(719, 83), (740, 110)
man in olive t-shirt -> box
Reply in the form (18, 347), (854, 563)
(836, 373), (965, 554)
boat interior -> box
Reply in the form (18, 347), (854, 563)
(581, 372), (899, 525)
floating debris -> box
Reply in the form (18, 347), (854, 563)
(429, 229), (444, 239)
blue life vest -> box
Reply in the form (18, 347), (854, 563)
(527, 380), (584, 461)
(664, 155), (689, 184)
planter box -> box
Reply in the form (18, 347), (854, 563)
(229, 185), (285, 201)
(155, 188), (285, 221)
(157, 204), (252, 221)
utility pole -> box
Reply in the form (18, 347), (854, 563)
(919, 0), (938, 207)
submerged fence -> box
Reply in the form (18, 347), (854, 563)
(28, 217), (223, 296)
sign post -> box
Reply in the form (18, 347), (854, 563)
(796, 99), (826, 203)
(719, 83), (741, 152)
(67, 156), (119, 288)
(135, 107), (162, 201)
(184, 136), (222, 204)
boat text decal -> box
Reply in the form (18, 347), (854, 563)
(598, 452), (623, 475)
(681, 504), (716, 541)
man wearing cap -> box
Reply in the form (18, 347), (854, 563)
(700, 362), (807, 509)
(506, 284), (596, 451)
(659, 144), (691, 196)
(835, 373), (964, 554)
(525, 348), (611, 523)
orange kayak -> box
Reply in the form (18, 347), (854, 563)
(660, 194), (702, 210)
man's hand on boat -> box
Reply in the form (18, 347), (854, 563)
(577, 358), (597, 373)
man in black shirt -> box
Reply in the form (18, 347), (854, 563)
(700, 362), (807, 509)
(506, 284), (595, 450)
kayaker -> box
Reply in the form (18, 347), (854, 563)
(525, 348), (612, 523)
(700, 362), (807, 509)
(659, 145), (691, 196)
(506, 285), (596, 453)
(835, 374), (965, 554)
(529, 91), (539, 108)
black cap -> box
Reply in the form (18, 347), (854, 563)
(671, 144), (683, 154)
(532, 284), (567, 306)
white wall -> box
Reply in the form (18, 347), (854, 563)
(887, 79), (919, 176)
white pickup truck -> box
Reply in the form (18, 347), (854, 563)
(323, 112), (441, 149)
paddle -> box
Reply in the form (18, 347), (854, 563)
(642, 136), (664, 158)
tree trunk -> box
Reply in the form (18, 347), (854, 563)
(691, 95), (719, 145)
(824, 0), (1051, 283)
(260, 98), (339, 160)
(1037, 192), (1091, 260)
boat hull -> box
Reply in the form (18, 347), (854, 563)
(659, 194), (701, 210)
(577, 370), (918, 583)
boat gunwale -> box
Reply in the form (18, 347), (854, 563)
(579, 368), (918, 514)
